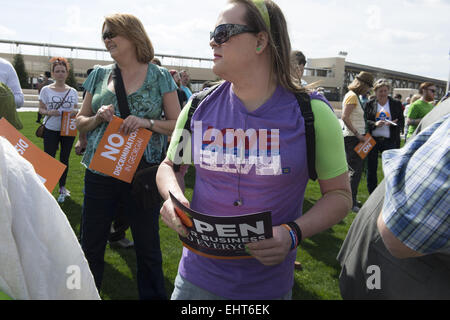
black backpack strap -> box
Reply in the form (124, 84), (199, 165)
(173, 84), (221, 172)
(112, 64), (131, 119)
(295, 92), (318, 181)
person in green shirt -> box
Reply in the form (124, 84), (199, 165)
(0, 82), (23, 130)
(406, 82), (436, 139)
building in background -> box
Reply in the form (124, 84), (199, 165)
(0, 40), (446, 107)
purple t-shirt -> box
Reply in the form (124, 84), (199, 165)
(179, 82), (310, 299)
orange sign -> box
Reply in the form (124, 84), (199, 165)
(354, 134), (376, 159)
(61, 111), (77, 137)
(0, 118), (67, 192)
(89, 116), (152, 183)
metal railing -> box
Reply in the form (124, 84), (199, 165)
(0, 39), (214, 69)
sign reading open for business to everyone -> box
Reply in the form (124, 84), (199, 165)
(89, 116), (152, 183)
(0, 118), (67, 192)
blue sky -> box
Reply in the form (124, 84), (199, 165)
(0, 0), (449, 80)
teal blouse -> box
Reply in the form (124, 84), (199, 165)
(81, 63), (177, 171)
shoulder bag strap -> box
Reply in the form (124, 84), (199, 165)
(295, 92), (318, 181)
(112, 64), (131, 119)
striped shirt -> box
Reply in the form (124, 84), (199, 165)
(382, 114), (450, 254)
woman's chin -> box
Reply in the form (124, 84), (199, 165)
(212, 63), (226, 80)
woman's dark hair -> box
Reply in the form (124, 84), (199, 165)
(291, 50), (306, 66)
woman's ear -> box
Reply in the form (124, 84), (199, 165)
(255, 31), (269, 54)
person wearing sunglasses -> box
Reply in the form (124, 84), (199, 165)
(76, 13), (181, 300)
(406, 82), (436, 139)
(157, 0), (351, 300)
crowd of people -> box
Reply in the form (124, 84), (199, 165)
(0, 0), (448, 301)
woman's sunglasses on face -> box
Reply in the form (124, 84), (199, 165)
(210, 24), (257, 45)
(102, 30), (117, 41)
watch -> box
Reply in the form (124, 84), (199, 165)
(149, 119), (155, 130)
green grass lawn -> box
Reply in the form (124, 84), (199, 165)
(15, 111), (384, 300)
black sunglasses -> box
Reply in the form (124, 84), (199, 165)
(102, 30), (117, 41)
(210, 24), (257, 45)
(428, 88), (436, 93)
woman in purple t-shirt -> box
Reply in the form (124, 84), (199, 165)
(157, 0), (352, 300)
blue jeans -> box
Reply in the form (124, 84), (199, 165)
(171, 274), (293, 300)
(81, 169), (167, 300)
(367, 137), (397, 194)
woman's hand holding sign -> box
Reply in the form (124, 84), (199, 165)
(96, 104), (115, 123)
(246, 225), (292, 266)
(160, 195), (191, 238)
(119, 116), (149, 135)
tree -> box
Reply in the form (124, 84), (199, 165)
(13, 54), (30, 89)
(66, 59), (79, 90)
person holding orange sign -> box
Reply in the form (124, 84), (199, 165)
(76, 13), (180, 300)
(341, 71), (375, 213)
(38, 57), (79, 203)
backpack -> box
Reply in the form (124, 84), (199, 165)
(174, 84), (334, 181)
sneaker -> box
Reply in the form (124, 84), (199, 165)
(352, 206), (360, 213)
(57, 193), (66, 203)
(109, 238), (134, 249)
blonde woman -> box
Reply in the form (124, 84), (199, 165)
(76, 13), (180, 299)
(364, 79), (404, 194)
(341, 71), (374, 212)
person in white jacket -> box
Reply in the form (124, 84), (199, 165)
(0, 57), (24, 108)
(0, 136), (99, 300)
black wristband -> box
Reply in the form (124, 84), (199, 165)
(287, 222), (302, 246)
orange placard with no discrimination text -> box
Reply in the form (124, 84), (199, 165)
(61, 111), (77, 137)
(89, 116), (152, 183)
